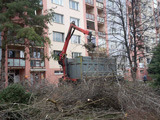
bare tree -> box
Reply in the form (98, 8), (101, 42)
(105, 0), (157, 81)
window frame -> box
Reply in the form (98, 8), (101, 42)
(72, 52), (81, 58)
(71, 35), (81, 44)
(52, 0), (63, 6)
(69, 0), (79, 11)
(70, 17), (80, 26)
(53, 13), (64, 24)
(53, 31), (64, 42)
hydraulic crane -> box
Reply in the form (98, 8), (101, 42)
(58, 21), (94, 82)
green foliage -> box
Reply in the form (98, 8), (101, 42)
(0, 84), (32, 104)
(0, 0), (54, 46)
(148, 44), (160, 86)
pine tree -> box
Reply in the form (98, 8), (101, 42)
(148, 44), (160, 86)
(0, 0), (54, 86)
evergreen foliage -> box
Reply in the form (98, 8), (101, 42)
(0, 0), (54, 46)
(148, 44), (160, 86)
(0, 84), (32, 104)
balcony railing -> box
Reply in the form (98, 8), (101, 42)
(97, 16), (105, 23)
(98, 31), (106, 37)
(8, 58), (25, 67)
(30, 60), (44, 67)
(96, 0), (103, 3)
(96, 2), (103, 9)
(85, 0), (94, 5)
(86, 13), (95, 21)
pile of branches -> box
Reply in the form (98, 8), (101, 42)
(1, 77), (160, 120)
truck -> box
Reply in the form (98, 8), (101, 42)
(58, 22), (116, 82)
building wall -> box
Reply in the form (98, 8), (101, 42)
(46, 0), (86, 82)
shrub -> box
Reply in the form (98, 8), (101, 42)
(0, 84), (32, 104)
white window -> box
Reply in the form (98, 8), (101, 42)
(69, 0), (79, 11)
(70, 17), (80, 26)
(71, 35), (81, 44)
(53, 31), (64, 42)
(52, 0), (63, 5)
(53, 13), (63, 24)
(72, 52), (81, 58)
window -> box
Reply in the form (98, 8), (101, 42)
(53, 31), (64, 42)
(30, 48), (44, 59)
(146, 46), (150, 53)
(70, 17), (80, 26)
(54, 50), (61, 56)
(53, 50), (62, 60)
(52, 0), (63, 5)
(144, 36), (149, 41)
(8, 50), (24, 58)
(69, 0), (79, 11)
(54, 70), (63, 75)
(139, 57), (143, 63)
(140, 70), (144, 74)
(147, 58), (150, 64)
(53, 13), (63, 24)
(71, 35), (81, 44)
(72, 52), (81, 58)
(111, 28), (116, 34)
(30, 60), (44, 67)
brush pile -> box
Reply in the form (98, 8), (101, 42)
(0, 77), (160, 120)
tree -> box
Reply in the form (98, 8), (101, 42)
(105, 0), (157, 81)
(0, 0), (54, 86)
(148, 44), (160, 86)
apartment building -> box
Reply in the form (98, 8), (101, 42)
(84, 0), (108, 55)
(46, 0), (87, 83)
(0, 1), (47, 86)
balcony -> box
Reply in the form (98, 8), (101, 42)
(98, 31), (106, 37)
(86, 13), (95, 21)
(96, 0), (103, 3)
(8, 58), (25, 67)
(30, 60), (44, 67)
(97, 16), (105, 23)
(96, 2), (104, 9)
(85, 0), (94, 6)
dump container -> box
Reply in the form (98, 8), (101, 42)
(66, 56), (116, 79)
